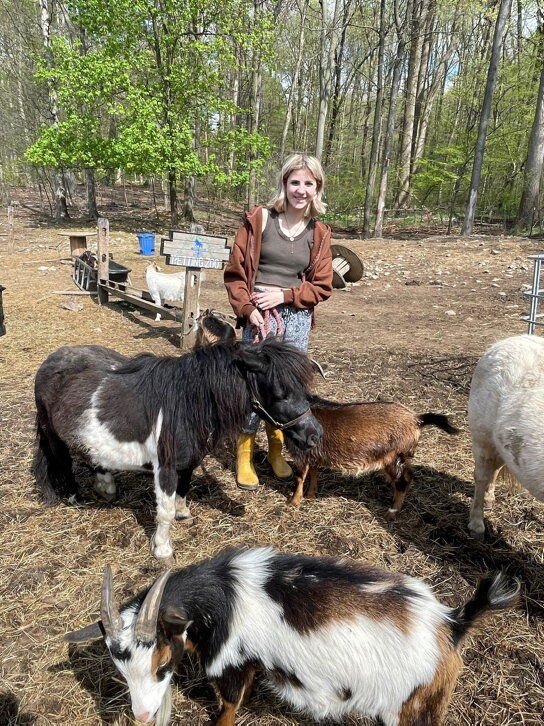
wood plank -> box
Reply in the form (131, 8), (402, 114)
(161, 239), (231, 256)
(100, 284), (184, 321)
(170, 231), (228, 244)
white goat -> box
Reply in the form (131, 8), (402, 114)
(468, 334), (544, 538)
(145, 263), (184, 321)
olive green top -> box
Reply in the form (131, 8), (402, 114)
(255, 210), (314, 289)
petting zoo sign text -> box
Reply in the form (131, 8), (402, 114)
(161, 231), (231, 269)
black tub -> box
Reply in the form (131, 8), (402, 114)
(73, 255), (131, 293)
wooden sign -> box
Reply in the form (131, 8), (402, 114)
(161, 231), (230, 269)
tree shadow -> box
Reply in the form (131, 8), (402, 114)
(0, 692), (37, 726)
(269, 463), (544, 619)
(85, 295), (184, 349)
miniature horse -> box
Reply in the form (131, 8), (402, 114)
(34, 339), (322, 559)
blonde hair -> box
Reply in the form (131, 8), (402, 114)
(268, 153), (327, 218)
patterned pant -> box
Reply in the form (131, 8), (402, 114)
(242, 290), (312, 433)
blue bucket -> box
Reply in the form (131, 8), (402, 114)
(137, 232), (155, 255)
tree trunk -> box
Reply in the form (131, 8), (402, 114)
(315, 0), (346, 160)
(183, 176), (196, 223)
(516, 44), (544, 231)
(412, 29), (458, 174)
(39, 0), (69, 219)
(228, 58), (240, 173)
(461, 0), (512, 236)
(374, 0), (412, 236)
(280, 0), (308, 160)
(324, 22), (347, 166)
(374, 44), (404, 238)
(85, 168), (99, 219)
(168, 170), (178, 226)
(395, 0), (428, 209)
(362, 0), (386, 237)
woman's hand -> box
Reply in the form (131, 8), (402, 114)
(249, 309), (264, 327)
(251, 289), (285, 310)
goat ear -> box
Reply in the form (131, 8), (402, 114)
(64, 621), (105, 643)
(235, 346), (267, 374)
(161, 606), (192, 638)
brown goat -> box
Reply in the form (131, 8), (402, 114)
(287, 398), (458, 517)
(194, 309), (237, 348)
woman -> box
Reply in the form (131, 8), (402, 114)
(224, 153), (333, 490)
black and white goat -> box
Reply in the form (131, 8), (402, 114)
(65, 547), (519, 726)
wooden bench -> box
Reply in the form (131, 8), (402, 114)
(58, 231), (95, 257)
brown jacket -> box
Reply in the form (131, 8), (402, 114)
(224, 206), (333, 323)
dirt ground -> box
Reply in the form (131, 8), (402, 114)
(0, 197), (543, 725)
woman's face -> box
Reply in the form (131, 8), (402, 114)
(284, 168), (318, 212)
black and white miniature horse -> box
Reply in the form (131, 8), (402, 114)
(34, 339), (322, 559)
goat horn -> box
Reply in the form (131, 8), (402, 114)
(133, 569), (172, 643)
(310, 358), (326, 379)
(100, 565), (122, 641)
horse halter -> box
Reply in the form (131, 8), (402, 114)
(247, 375), (313, 431)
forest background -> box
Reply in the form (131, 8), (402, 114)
(1, 0), (543, 237)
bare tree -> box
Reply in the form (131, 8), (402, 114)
(461, 0), (512, 236)
(395, 0), (429, 209)
(280, 0), (309, 160)
(516, 23), (544, 232)
(362, 0), (386, 236)
(315, 0), (350, 160)
(374, 0), (412, 237)
(38, 0), (69, 219)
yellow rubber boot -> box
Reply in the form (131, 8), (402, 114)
(236, 433), (260, 490)
(266, 425), (293, 480)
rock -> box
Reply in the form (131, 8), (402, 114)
(491, 249), (500, 255)
(445, 310), (456, 316)
(60, 296), (84, 311)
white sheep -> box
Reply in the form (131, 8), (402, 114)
(467, 334), (544, 538)
(145, 263), (185, 321)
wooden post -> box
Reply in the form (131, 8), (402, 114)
(7, 205), (14, 253)
(97, 217), (110, 304)
(180, 268), (202, 349)
(160, 230), (231, 348)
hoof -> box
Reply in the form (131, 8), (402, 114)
(288, 497), (301, 508)
(150, 536), (174, 560)
(385, 508), (398, 522)
(468, 528), (485, 541)
(175, 512), (194, 525)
